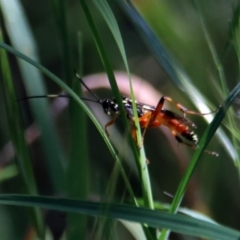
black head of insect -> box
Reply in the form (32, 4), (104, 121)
(76, 74), (120, 117)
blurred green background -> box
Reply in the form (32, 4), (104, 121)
(0, 0), (240, 239)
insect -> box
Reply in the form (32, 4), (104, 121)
(75, 74), (218, 156)
(21, 74), (218, 155)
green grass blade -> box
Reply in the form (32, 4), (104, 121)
(79, 0), (122, 97)
(193, 0), (240, 164)
(120, 0), (236, 162)
(160, 81), (240, 239)
(65, 34), (89, 240)
(79, 1), (144, 177)
(0, 0), (66, 193)
(66, 79), (88, 240)
(49, 0), (86, 238)
(0, 41), (137, 211)
(0, 31), (44, 239)
(92, 0), (153, 213)
(120, 0), (184, 89)
(91, 1), (154, 238)
(49, 0), (72, 83)
(0, 194), (240, 240)
(78, 3), (149, 229)
(193, 1), (227, 94)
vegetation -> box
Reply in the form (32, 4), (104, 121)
(0, 0), (240, 239)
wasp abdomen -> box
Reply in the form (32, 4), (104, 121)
(180, 130), (198, 144)
(170, 120), (198, 146)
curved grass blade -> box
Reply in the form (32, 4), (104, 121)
(0, 42), (137, 209)
(0, 0), (66, 193)
(120, 0), (236, 162)
(79, 0), (129, 130)
(0, 33), (44, 238)
(81, 2), (153, 238)
(92, 0), (153, 212)
(0, 194), (239, 240)
(160, 82), (240, 239)
(79, 0), (146, 178)
(79, 1), (145, 178)
(49, 0), (87, 237)
(120, 0), (183, 90)
(66, 34), (88, 240)
(193, 0), (240, 163)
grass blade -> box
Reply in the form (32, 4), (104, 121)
(65, 34), (89, 240)
(0, 194), (239, 240)
(49, 0), (87, 238)
(82, 1), (154, 238)
(0, 41), (137, 214)
(49, 0), (72, 84)
(160, 81), (240, 239)
(0, 0), (66, 193)
(78, 2), (150, 230)
(193, 0), (240, 163)
(120, 0), (236, 162)
(0, 29), (44, 239)
(79, 0), (144, 176)
(120, 0), (184, 89)
(92, 0), (153, 211)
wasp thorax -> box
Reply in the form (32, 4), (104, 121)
(101, 99), (111, 115)
(101, 99), (119, 116)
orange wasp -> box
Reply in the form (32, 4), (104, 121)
(76, 75), (218, 155)
(22, 75), (218, 155)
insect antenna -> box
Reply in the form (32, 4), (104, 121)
(18, 74), (103, 105)
(76, 73), (102, 103)
(18, 94), (102, 106)
(17, 94), (70, 101)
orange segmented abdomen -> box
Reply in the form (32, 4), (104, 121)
(169, 119), (198, 145)
(137, 109), (198, 146)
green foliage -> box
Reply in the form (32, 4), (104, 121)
(0, 0), (240, 240)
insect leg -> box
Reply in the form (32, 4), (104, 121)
(138, 112), (153, 145)
(139, 112), (153, 139)
(131, 125), (137, 142)
(152, 96), (165, 119)
(104, 117), (117, 137)
(129, 111), (152, 148)
(160, 96), (218, 117)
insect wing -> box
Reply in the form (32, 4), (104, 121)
(161, 109), (197, 128)
(123, 97), (155, 119)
